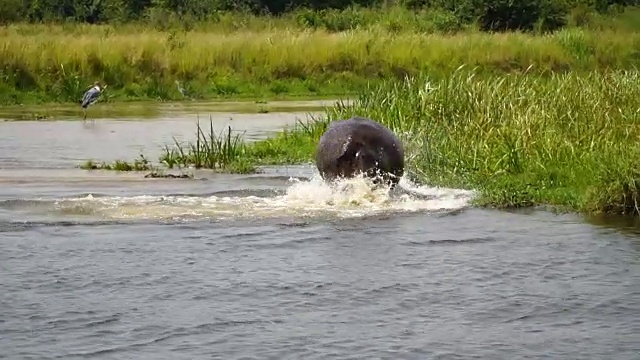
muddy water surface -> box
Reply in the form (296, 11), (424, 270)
(1, 101), (639, 359)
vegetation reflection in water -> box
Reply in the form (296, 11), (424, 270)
(78, 67), (640, 217)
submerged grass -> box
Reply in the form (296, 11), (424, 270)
(80, 154), (153, 171)
(246, 67), (640, 216)
(2, 17), (640, 105)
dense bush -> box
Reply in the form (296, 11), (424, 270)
(478, 0), (569, 32)
(0, 0), (637, 32)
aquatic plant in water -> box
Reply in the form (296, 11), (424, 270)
(80, 154), (153, 171)
(159, 117), (255, 174)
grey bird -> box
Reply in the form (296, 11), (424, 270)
(175, 80), (191, 100)
(81, 81), (106, 121)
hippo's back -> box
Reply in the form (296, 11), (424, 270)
(315, 116), (404, 178)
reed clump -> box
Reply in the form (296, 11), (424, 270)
(247, 67), (640, 216)
(159, 118), (255, 174)
(80, 118), (255, 174)
(2, 20), (640, 105)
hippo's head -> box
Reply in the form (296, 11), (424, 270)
(353, 147), (400, 187)
(353, 148), (378, 176)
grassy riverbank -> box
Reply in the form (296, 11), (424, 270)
(88, 67), (640, 216)
(2, 6), (640, 105)
(256, 68), (640, 215)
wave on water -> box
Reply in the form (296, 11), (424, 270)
(0, 175), (477, 222)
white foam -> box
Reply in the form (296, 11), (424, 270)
(54, 174), (477, 221)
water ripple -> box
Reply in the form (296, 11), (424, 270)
(1, 163), (639, 358)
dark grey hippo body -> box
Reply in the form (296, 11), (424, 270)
(315, 116), (405, 187)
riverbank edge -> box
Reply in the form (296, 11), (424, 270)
(73, 68), (639, 218)
(0, 95), (353, 124)
(0, 79), (365, 107)
(79, 117), (639, 218)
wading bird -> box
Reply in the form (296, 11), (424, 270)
(81, 81), (106, 121)
(175, 80), (192, 100)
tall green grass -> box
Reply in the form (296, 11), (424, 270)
(160, 118), (255, 173)
(2, 12), (640, 105)
(82, 67), (639, 215)
(248, 67), (640, 216)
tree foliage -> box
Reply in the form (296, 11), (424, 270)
(0, 0), (638, 32)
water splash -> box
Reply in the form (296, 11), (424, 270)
(4, 175), (476, 222)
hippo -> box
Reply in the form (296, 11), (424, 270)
(314, 116), (405, 188)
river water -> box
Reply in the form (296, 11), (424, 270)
(1, 101), (639, 359)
